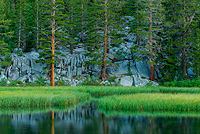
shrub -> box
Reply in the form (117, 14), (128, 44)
(163, 78), (200, 87)
(55, 80), (69, 86)
(141, 76), (146, 79)
(34, 77), (48, 86)
(82, 76), (101, 86)
(0, 78), (8, 86)
(107, 75), (118, 82)
(8, 80), (23, 86)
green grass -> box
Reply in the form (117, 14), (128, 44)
(0, 87), (90, 107)
(1, 86), (200, 113)
(97, 93), (200, 111)
(76, 86), (200, 96)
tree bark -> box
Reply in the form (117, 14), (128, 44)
(69, 8), (73, 54)
(149, 1), (155, 81)
(101, 0), (108, 81)
(81, 2), (84, 43)
(18, 0), (21, 50)
(51, 0), (55, 86)
(36, 0), (39, 51)
(137, 21), (140, 46)
(182, 0), (187, 76)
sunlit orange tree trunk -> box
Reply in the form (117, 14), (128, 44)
(51, 0), (55, 86)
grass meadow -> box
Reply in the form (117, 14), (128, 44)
(0, 86), (200, 112)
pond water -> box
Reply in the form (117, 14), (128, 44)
(0, 103), (200, 134)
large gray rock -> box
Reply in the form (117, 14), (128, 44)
(187, 67), (195, 76)
(109, 60), (129, 75)
(130, 62), (137, 75)
(133, 74), (159, 87)
(31, 62), (46, 73)
(28, 74), (39, 83)
(18, 75), (28, 83)
(120, 76), (133, 86)
(26, 52), (40, 59)
(135, 60), (150, 79)
(155, 66), (162, 78)
(70, 81), (77, 86)
(9, 51), (88, 82)
(135, 60), (160, 79)
(74, 48), (85, 53)
(77, 68), (82, 76)
(7, 48), (162, 84)
(8, 67), (19, 80)
(0, 74), (6, 81)
(133, 74), (149, 87)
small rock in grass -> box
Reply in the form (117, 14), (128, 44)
(71, 82), (77, 86)
(120, 76), (133, 86)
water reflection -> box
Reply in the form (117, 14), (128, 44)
(51, 111), (55, 134)
(0, 103), (200, 134)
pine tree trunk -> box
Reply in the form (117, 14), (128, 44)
(36, 0), (39, 51)
(81, 2), (84, 43)
(149, 1), (155, 81)
(69, 13), (73, 54)
(18, 0), (21, 50)
(168, 41), (171, 80)
(101, 0), (108, 81)
(137, 22), (140, 46)
(137, 35), (140, 46)
(182, 0), (186, 76)
(51, 0), (55, 86)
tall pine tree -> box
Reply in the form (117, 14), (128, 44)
(0, 0), (13, 71)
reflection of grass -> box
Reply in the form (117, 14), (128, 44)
(0, 99), (91, 115)
(98, 109), (200, 117)
(97, 93), (200, 111)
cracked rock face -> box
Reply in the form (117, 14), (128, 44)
(7, 52), (88, 83)
(3, 50), (161, 87)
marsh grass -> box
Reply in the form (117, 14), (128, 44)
(97, 93), (200, 111)
(76, 86), (200, 96)
(0, 88), (90, 108)
(2, 86), (200, 111)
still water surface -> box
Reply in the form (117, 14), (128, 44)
(0, 103), (200, 134)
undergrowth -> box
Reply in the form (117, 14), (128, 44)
(163, 78), (200, 87)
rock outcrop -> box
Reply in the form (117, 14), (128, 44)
(0, 50), (160, 86)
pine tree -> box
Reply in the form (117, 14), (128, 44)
(189, 6), (200, 77)
(126, 0), (164, 80)
(161, 0), (199, 80)
(84, 0), (124, 81)
(36, 0), (76, 86)
(0, 0), (13, 71)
